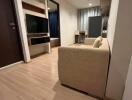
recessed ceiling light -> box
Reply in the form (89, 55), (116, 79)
(89, 3), (92, 6)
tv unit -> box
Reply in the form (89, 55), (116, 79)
(26, 14), (48, 34)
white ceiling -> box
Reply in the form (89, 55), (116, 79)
(66, 0), (100, 9)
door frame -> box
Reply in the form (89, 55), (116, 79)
(14, 0), (31, 62)
(11, 0), (24, 60)
(49, 0), (61, 45)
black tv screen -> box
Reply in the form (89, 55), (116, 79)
(26, 14), (48, 33)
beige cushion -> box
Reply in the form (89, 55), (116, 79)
(99, 36), (103, 41)
(93, 36), (102, 48)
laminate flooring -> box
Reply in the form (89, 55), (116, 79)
(0, 48), (97, 100)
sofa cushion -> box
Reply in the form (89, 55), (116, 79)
(93, 36), (102, 48)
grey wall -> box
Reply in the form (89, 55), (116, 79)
(123, 56), (132, 100)
(106, 0), (132, 100)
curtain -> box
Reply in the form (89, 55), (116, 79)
(49, 11), (59, 38)
(78, 6), (101, 33)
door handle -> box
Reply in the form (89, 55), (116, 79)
(9, 22), (15, 26)
(9, 22), (16, 30)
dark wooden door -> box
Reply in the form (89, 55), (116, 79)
(0, 0), (23, 67)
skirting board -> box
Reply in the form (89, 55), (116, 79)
(0, 61), (24, 71)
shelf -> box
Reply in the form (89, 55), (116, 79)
(23, 9), (47, 18)
(22, 0), (45, 10)
(27, 33), (48, 37)
(29, 36), (50, 45)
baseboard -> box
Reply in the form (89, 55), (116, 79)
(0, 61), (24, 71)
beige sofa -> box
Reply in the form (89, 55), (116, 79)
(58, 38), (110, 99)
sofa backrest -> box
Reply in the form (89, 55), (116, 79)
(84, 38), (96, 45)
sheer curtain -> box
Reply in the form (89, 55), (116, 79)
(78, 6), (101, 33)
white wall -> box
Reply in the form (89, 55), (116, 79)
(54, 0), (77, 46)
(107, 0), (119, 51)
(123, 56), (132, 100)
(106, 0), (132, 99)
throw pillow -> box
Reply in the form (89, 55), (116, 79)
(93, 36), (102, 48)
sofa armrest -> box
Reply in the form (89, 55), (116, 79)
(58, 46), (110, 98)
(84, 38), (96, 45)
(58, 46), (109, 98)
(58, 47), (109, 71)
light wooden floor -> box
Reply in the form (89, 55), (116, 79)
(0, 48), (97, 100)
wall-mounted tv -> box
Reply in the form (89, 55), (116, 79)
(26, 14), (48, 33)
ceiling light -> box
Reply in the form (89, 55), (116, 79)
(48, 7), (50, 10)
(89, 3), (92, 6)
